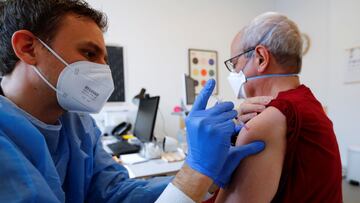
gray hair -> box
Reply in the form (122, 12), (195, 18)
(240, 12), (303, 72)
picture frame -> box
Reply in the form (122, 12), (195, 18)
(188, 49), (218, 95)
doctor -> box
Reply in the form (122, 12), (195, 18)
(0, 0), (265, 202)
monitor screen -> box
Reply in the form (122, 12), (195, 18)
(133, 96), (160, 142)
(106, 46), (125, 102)
(184, 74), (196, 105)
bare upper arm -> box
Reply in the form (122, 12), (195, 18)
(215, 107), (287, 203)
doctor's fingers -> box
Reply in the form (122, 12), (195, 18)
(231, 141), (266, 159)
(213, 120), (236, 136)
(208, 110), (238, 124)
(191, 79), (216, 112)
(206, 101), (235, 115)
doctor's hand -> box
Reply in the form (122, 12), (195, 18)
(214, 142), (265, 188)
(237, 96), (273, 123)
(171, 79), (265, 202)
(185, 79), (238, 180)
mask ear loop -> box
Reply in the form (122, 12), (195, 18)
(36, 38), (69, 67)
(247, 73), (299, 81)
(31, 66), (59, 93)
(32, 38), (68, 95)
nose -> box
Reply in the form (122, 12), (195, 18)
(94, 57), (107, 65)
(99, 59), (107, 65)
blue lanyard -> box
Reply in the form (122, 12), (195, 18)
(247, 73), (298, 82)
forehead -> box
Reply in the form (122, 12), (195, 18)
(51, 13), (106, 52)
(231, 31), (243, 57)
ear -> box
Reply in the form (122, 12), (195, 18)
(11, 30), (38, 66)
(254, 45), (270, 73)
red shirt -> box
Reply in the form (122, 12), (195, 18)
(203, 85), (342, 203)
(270, 85), (342, 203)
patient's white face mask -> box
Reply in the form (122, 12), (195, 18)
(227, 56), (253, 99)
(32, 38), (114, 113)
(227, 58), (299, 99)
(228, 71), (248, 99)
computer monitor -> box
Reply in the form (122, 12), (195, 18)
(133, 96), (160, 142)
(183, 74), (196, 105)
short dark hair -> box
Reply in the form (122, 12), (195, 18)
(0, 0), (107, 75)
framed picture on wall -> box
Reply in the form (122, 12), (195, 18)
(344, 46), (360, 84)
(188, 49), (218, 95)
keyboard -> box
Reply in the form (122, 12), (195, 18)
(108, 141), (141, 156)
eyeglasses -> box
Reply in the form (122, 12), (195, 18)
(224, 48), (255, 72)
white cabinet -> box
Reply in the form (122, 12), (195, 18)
(347, 145), (360, 184)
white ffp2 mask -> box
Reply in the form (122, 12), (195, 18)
(32, 38), (114, 113)
(227, 71), (247, 99)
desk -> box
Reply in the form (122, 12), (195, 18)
(123, 158), (184, 179)
(101, 136), (184, 179)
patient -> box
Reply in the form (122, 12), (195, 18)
(214, 12), (342, 202)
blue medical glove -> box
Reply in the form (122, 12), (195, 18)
(234, 125), (243, 134)
(185, 79), (238, 180)
(214, 141), (265, 188)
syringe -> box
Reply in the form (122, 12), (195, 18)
(215, 97), (249, 131)
(235, 118), (250, 131)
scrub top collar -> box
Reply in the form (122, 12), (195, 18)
(0, 85), (62, 131)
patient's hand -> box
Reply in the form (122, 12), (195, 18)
(215, 107), (287, 203)
(237, 96), (273, 123)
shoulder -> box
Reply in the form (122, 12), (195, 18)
(0, 132), (20, 154)
(253, 106), (286, 127)
(0, 132), (32, 171)
(236, 106), (287, 146)
(224, 107), (288, 203)
(269, 85), (312, 110)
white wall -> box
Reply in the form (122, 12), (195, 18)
(328, 0), (360, 166)
(87, 0), (359, 165)
(86, 0), (275, 138)
(274, 0), (360, 166)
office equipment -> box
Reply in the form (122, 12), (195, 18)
(140, 142), (162, 159)
(108, 141), (140, 155)
(106, 46), (125, 102)
(133, 96), (160, 142)
(111, 122), (132, 136)
(183, 74), (196, 105)
(132, 88), (146, 105)
(107, 96), (160, 156)
(123, 157), (184, 179)
(163, 136), (178, 152)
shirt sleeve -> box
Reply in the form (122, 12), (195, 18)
(155, 183), (195, 203)
(268, 98), (298, 139)
(85, 124), (172, 203)
(0, 134), (61, 203)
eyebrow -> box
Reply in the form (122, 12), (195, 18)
(77, 41), (108, 63)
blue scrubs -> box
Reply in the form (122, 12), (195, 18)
(0, 96), (171, 203)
